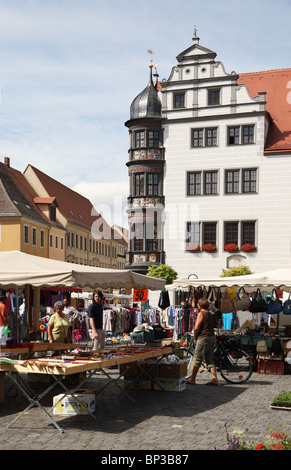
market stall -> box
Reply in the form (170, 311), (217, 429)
(170, 268), (291, 375)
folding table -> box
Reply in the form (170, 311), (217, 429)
(0, 345), (172, 433)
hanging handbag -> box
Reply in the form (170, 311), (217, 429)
(234, 287), (251, 311)
(250, 288), (267, 313)
(283, 291), (291, 315)
(220, 289), (234, 313)
(266, 288), (282, 315)
(207, 286), (218, 313)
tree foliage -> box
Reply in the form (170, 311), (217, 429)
(146, 264), (178, 285)
(220, 265), (253, 278)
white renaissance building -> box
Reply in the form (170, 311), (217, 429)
(125, 31), (291, 280)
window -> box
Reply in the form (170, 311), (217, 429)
(227, 125), (255, 145)
(32, 227), (37, 246)
(187, 172), (201, 195)
(61, 237), (64, 250)
(208, 89), (220, 105)
(148, 131), (159, 147)
(71, 232), (74, 247)
(50, 205), (56, 221)
(191, 127), (218, 148)
(134, 173), (145, 196)
(206, 128), (217, 147)
(24, 225), (29, 244)
(75, 234), (78, 249)
(228, 127), (240, 145)
(132, 223), (143, 251)
(147, 173), (159, 196)
(243, 169), (257, 193)
(204, 171), (218, 195)
(242, 221), (256, 245)
(50, 234), (53, 248)
(186, 222), (200, 247)
(243, 125), (254, 144)
(225, 170), (239, 194)
(174, 93), (185, 108)
(135, 131), (145, 148)
(203, 222), (217, 245)
(40, 230), (45, 248)
(192, 129), (203, 148)
(225, 222), (238, 245)
(55, 236), (58, 249)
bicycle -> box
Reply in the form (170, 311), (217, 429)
(167, 333), (253, 384)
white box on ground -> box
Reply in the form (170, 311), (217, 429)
(53, 389), (96, 415)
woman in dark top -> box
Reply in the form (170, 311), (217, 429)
(186, 298), (219, 386)
(88, 290), (105, 350)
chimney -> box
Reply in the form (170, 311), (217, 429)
(4, 157), (10, 168)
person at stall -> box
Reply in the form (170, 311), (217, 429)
(88, 290), (105, 350)
(0, 295), (9, 345)
(48, 301), (72, 344)
(186, 298), (219, 386)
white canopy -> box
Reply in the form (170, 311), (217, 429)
(173, 268), (291, 293)
(0, 251), (166, 291)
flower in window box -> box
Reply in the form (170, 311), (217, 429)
(186, 243), (200, 252)
(224, 243), (239, 253)
(202, 243), (217, 252)
(241, 244), (257, 252)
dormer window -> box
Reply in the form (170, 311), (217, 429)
(50, 205), (56, 221)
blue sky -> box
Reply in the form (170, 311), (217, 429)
(0, 0), (290, 226)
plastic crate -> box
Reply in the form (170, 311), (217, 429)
(257, 359), (284, 375)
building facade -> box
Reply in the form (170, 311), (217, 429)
(126, 32), (291, 279)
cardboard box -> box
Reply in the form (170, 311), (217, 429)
(53, 389), (96, 415)
(159, 362), (188, 379)
(154, 377), (186, 392)
(123, 377), (152, 390)
(119, 361), (159, 378)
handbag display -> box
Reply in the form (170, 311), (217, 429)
(233, 287), (251, 311)
(249, 288), (267, 313)
(266, 288), (282, 315)
(283, 291), (291, 315)
(220, 289), (234, 313)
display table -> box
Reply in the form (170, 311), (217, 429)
(0, 345), (171, 433)
(0, 342), (87, 358)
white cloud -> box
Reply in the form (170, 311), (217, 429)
(72, 179), (129, 228)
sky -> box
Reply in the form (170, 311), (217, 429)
(0, 0), (290, 227)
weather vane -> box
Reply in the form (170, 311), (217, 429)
(193, 25), (197, 38)
(147, 49), (154, 68)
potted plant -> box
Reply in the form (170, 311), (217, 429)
(186, 243), (200, 252)
(271, 390), (291, 410)
(224, 243), (239, 253)
(241, 243), (257, 252)
(202, 243), (217, 253)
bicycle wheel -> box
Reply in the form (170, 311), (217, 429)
(217, 348), (252, 384)
(167, 348), (195, 378)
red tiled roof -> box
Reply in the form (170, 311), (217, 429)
(26, 165), (114, 238)
(238, 69), (291, 153)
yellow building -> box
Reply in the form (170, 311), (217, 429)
(0, 158), (66, 260)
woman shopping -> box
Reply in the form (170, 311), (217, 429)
(48, 301), (72, 344)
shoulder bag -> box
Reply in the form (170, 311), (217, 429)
(283, 291), (291, 315)
(266, 288), (282, 315)
(234, 287), (251, 311)
(250, 288), (267, 313)
(220, 289), (234, 313)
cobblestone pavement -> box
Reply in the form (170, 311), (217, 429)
(1, 366), (291, 454)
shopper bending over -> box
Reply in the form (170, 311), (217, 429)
(186, 298), (219, 386)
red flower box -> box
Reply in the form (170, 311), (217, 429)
(241, 244), (257, 252)
(186, 243), (200, 252)
(224, 243), (239, 253)
(202, 243), (217, 252)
